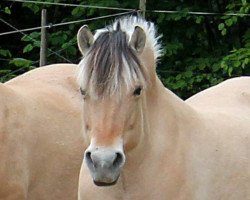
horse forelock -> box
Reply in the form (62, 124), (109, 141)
(77, 16), (161, 98)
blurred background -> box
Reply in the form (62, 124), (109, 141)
(0, 0), (249, 99)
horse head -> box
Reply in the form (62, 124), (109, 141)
(77, 16), (161, 186)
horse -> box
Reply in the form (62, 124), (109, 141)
(0, 64), (84, 199)
(76, 16), (250, 200)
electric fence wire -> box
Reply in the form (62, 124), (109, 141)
(0, 10), (136, 79)
(1, 1), (249, 79)
(149, 10), (250, 16)
(6, 0), (250, 17)
(16, 10), (135, 64)
(0, 58), (12, 61)
(31, 40), (78, 65)
(6, 0), (133, 11)
(0, 11), (136, 36)
(0, 18), (73, 63)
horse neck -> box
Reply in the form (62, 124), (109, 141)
(125, 51), (197, 170)
(120, 75), (197, 196)
(140, 46), (196, 142)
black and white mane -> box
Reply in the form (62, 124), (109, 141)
(77, 16), (161, 97)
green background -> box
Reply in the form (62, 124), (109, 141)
(0, 0), (249, 99)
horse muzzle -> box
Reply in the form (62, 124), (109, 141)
(84, 147), (125, 186)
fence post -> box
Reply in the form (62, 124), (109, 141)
(40, 9), (47, 67)
(139, 0), (146, 18)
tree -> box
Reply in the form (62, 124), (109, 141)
(0, 0), (249, 98)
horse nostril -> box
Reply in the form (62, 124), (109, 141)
(85, 151), (95, 167)
(113, 152), (123, 168)
(85, 149), (125, 170)
(85, 151), (91, 160)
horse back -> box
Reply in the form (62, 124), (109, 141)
(184, 77), (250, 199)
(186, 77), (250, 113)
(0, 64), (84, 199)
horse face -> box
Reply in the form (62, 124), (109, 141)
(77, 23), (147, 186)
(81, 87), (143, 186)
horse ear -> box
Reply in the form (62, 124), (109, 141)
(77, 25), (94, 56)
(129, 26), (146, 54)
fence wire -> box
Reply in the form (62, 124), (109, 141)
(0, 10), (136, 79)
(6, 0), (133, 11)
(1, 0), (249, 80)
(0, 11), (136, 36)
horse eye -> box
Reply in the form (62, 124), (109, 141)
(133, 87), (142, 96)
(80, 88), (86, 96)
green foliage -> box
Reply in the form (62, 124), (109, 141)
(0, 0), (249, 99)
(148, 0), (250, 98)
(20, 32), (41, 57)
(9, 58), (33, 68)
(0, 58), (34, 82)
(0, 49), (12, 57)
(217, 1), (250, 36)
(22, 2), (40, 14)
(4, 7), (11, 15)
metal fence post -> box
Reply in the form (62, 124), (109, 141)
(139, 0), (146, 18)
(40, 9), (47, 67)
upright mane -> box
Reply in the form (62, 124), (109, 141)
(77, 16), (162, 98)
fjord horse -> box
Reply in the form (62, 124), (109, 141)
(76, 16), (250, 200)
(0, 64), (83, 199)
